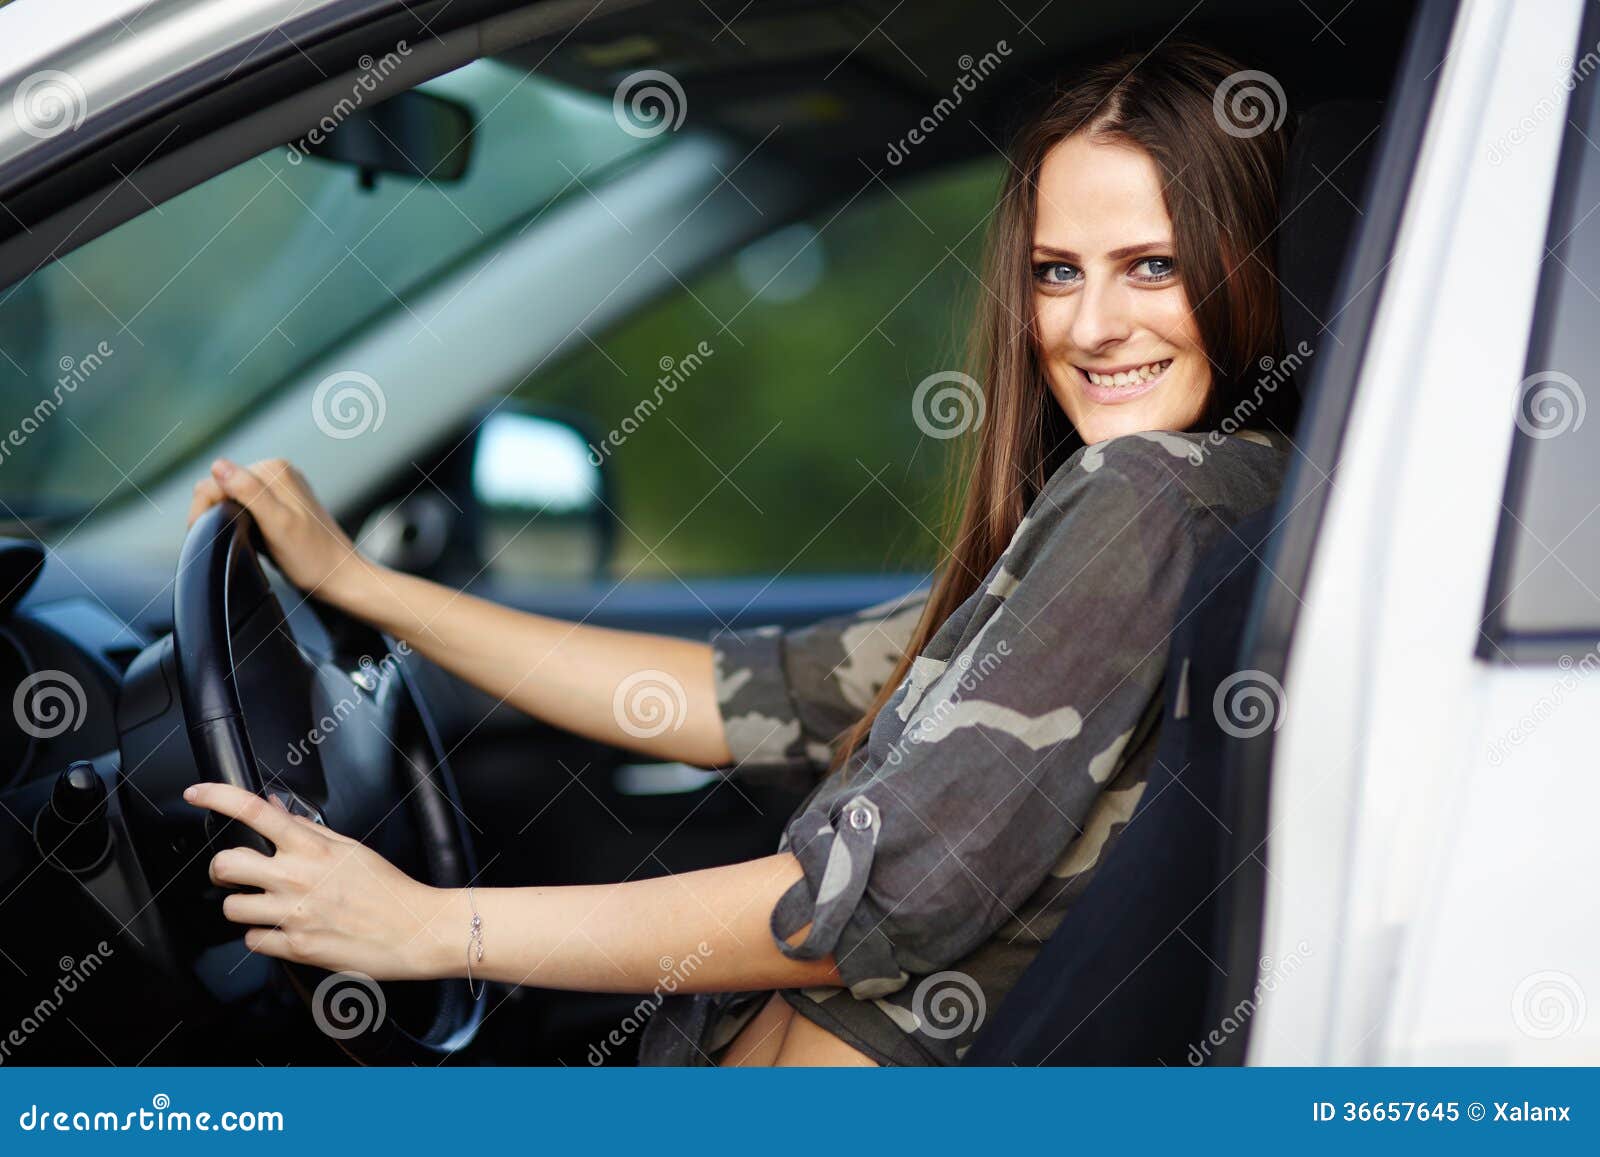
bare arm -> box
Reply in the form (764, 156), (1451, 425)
(326, 557), (731, 768)
(188, 782), (839, 992)
(189, 457), (733, 768)
(412, 853), (837, 992)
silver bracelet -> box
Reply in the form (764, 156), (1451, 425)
(465, 885), (485, 998)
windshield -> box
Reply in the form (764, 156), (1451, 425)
(0, 59), (648, 530)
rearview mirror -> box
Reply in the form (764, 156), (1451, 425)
(299, 89), (475, 184)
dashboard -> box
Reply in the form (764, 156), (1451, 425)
(1, 540), (163, 792)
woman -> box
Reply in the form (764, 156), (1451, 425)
(183, 42), (1297, 1066)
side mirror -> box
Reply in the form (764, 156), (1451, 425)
(470, 409), (613, 581)
(356, 407), (614, 583)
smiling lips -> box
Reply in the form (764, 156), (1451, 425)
(1076, 357), (1172, 404)
(1080, 358), (1172, 387)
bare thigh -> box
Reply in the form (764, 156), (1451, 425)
(719, 992), (880, 1067)
(718, 992), (794, 1067)
(774, 1008), (879, 1066)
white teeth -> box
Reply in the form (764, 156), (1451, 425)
(1083, 359), (1171, 387)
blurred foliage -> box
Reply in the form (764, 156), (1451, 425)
(523, 156), (1004, 578)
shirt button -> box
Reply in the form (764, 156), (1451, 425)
(847, 804), (874, 831)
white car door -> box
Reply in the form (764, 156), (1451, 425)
(1254, 0), (1599, 1064)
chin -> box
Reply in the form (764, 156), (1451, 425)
(1072, 409), (1173, 445)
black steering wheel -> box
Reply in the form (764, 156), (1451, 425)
(172, 500), (482, 1062)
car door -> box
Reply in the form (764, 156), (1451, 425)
(1245, 0), (1598, 1064)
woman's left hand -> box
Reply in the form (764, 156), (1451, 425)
(182, 781), (457, 981)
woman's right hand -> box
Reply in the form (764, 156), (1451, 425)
(187, 457), (373, 604)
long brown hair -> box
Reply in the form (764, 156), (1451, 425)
(829, 42), (1291, 774)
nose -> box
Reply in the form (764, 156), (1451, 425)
(1068, 275), (1134, 355)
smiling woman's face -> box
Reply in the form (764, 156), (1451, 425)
(1032, 133), (1211, 444)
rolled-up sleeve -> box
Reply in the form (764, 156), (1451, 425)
(768, 436), (1220, 998)
(711, 587), (929, 780)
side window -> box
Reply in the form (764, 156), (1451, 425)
(522, 157), (1002, 578)
(1483, 28), (1600, 658)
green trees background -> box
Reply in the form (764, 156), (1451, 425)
(527, 156), (1004, 579)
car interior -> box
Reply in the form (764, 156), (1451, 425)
(0, 0), (1434, 1065)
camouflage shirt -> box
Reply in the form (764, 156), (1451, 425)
(637, 429), (1291, 1065)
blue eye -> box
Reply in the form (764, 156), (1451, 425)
(1132, 256), (1176, 282)
(1034, 262), (1080, 287)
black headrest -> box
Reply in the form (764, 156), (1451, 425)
(1277, 99), (1384, 383)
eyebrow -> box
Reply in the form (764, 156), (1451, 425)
(1032, 241), (1171, 262)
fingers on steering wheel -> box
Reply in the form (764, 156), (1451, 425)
(208, 845), (279, 890)
(209, 458), (286, 529)
(185, 781), (308, 851)
(187, 476), (224, 528)
(259, 458), (320, 522)
(220, 889), (286, 927)
(266, 790), (360, 844)
(242, 927), (295, 960)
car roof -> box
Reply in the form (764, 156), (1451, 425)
(0, 0), (1415, 184)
